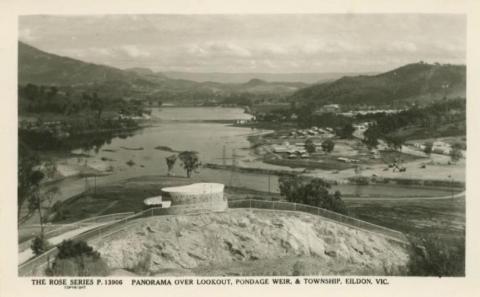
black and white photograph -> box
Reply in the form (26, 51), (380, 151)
(14, 12), (469, 279)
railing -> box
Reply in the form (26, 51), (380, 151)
(19, 200), (408, 276)
(18, 205), (217, 276)
(228, 199), (408, 244)
(18, 212), (135, 251)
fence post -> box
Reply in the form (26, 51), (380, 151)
(272, 201), (275, 210)
(249, 199), (251, 209)
(294, 203), (296, 211)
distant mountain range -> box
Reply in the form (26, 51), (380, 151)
(292, 62), (466, 106)
(18, 42), (308, 99)
(159, 71), (373, 84)
(19, 42), (466, 106)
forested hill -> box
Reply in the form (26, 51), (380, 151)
(18, 42), (150, 86)
(291, 62), (466, 107)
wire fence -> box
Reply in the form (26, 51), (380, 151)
(18, 212), (135, 251)
(18, 205), (214, 276)
(228, 199), (408, 243)
(19, 200), (408, 276)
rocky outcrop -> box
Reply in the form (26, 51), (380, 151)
(93, 209), (409, 276)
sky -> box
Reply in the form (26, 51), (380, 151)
(19, 14), (466, 73)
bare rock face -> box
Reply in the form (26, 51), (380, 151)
(93, 209), (409, 276)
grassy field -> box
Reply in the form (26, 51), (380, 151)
(263, 156), (354, 171)
(347, 197), (465, 244)
(51, 176), (203, 223)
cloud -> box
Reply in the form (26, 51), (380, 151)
(186, 42), (251, 58)
(388, 41), (417, 53)
(121, 45), (151, 58)
(19, 15), (465, 73)
(19, 28), (37, 42)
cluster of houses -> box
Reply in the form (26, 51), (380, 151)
(235, 119), (251, 125)
(286, 126), (335, 139)
(339, 109), (402, 117)
(412, 141), (454, 155)
(314, 104), (341, 114)
(271, 141), (315, 159)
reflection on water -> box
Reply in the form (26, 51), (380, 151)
(54, 107), (455, 201)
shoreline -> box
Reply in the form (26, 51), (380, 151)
(204, 163), (465, 188)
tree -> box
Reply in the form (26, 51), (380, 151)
(450, 148), (462, 163)
(363, 124), (381, 148)
(24, 83), (39, 101)
(83, 92), (106, 120)
(305, 139), (316, 153)
(165, 154), (177, 176)
(278, 176), (347, 214)
(27, 184), (58, 245)
(338, 123), (355, 139)
(18, 142), (42, 223)
(178, 151), (201, 178)
(385, 135), (405, 151)
(424, 142), (433, 155)
(452, 142), (465, 150)
(18, 142), (58, 242)
(321, 139), (335, 153)
(90, 93), (105, 120)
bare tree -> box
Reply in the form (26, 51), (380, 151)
(165, 154), (177, 176)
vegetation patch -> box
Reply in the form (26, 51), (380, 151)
(46, 240), (109, 276)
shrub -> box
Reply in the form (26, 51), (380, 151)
(129, 251), (152, 276)
(31, 236), (50, 256)
(46, 240), (109, 276)
(305, 139), (316, 153)
(407, 235), (465, 276)
(321, 139), (335, 153)
(450, 148), (463, 163)
(423, 142), (433, 155)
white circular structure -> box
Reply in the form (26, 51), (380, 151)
(161, 183), (227, 213)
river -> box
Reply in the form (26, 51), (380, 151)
(51, 107), (456, 201)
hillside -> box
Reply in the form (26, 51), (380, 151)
(291, 62), (466, 107)
(18, 42), (306, 102)
(19, 42), (145, 86)
(93, 209), (409, 276)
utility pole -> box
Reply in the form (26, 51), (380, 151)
(449, 175), (454, 200)
(85, 177), (89, 193)
(229, 148), (236, 187)
(222, 145), (226, 166)
(268, 174), (271, 194)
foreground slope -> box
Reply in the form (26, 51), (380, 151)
(93, 209), (409, 276)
